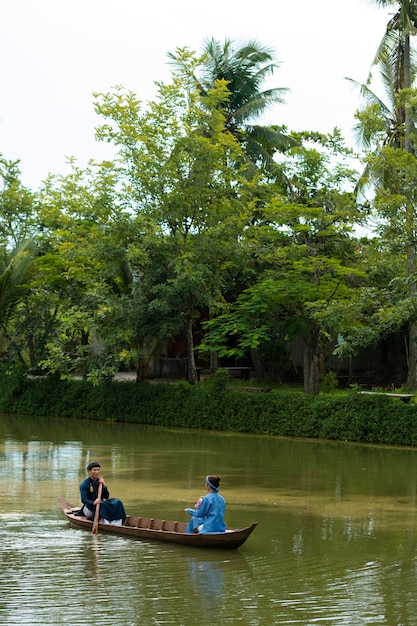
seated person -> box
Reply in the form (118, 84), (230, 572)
(184, 475), (226, 534)
(80, 461), (126, 525)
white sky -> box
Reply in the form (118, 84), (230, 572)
(0, 0), (391, 190)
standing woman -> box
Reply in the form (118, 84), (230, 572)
(184, 475), (226, 533)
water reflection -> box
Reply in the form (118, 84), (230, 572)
(84, 539), (102, 580)
(188, 558), (224, 610)
(186, 550), (254, 614)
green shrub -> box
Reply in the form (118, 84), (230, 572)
(1, 375), (417, 447)
(320, 370), (339, 394)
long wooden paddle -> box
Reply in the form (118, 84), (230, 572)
(92, 482), (103, 535)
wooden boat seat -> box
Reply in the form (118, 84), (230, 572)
(126, 517), (187, 532)
(138, 517), (152, 528)
(124, 516), (140, 527)
(152, 519), (164, 530)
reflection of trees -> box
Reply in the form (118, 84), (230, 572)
(2, 438), (83, 508)
(267, 509), (417, 623)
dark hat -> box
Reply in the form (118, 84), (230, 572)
(87, 461), (101, 471)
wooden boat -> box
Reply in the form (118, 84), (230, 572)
(59, 499), (257, 549)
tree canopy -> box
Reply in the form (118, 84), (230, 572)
(1, 30), (417, 394)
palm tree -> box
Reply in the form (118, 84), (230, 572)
(347, 51), (412, 150)
(369, 1), (417, 149)
(365, 1), (417, 388)
(348, 1), (417, 151)
(168, 38), (295, 177)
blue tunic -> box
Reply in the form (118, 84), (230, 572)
(79, 477), (126, 521)
(185, 491), (226, 533)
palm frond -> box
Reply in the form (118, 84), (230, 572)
(0, 240), (34, 330)
(231, 89), (288, 124)
(346, 77), (393, 117)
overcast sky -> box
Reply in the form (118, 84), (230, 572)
(0, 0), (392, 190)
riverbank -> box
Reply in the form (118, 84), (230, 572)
(1, 374), (417, 447)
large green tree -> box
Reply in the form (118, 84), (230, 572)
(0, 156), (36, 250)
(0, 241), (34, 362)
(21, 160), (139, 381)
(202, 131), (362, 394)
(0, 158), (37, 371)
(94, 69), (253, 384)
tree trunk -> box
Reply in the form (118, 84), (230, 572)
(406, 322), (417, 390)
(404, 33), (413, 150)
(209, 350), (218, 375)
(185, 317), (197, 385)
(406, 202), (417, 390)
(250, 348), (265, 380)
(208, 308), (218, 375)
(303, 326), (320, 395)
(406, 181), (417, 393)
(404, 33), (417, 390)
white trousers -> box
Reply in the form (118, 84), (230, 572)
(82, 505), (122, 525)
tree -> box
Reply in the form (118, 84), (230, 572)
(22, 160), (141, 381)
(360, 0), (417, 388)
(0, 241), (35, 367)
(168, 39), (295, 177)
(370, 1), (417, 151)
(328, 227), (414, 385)
(0, 156), (36, 250)
(94, 69), (253, 384)
(348, 51), (415, 152)
(0, 159), (38, 372)
(202, 131), (362, 394)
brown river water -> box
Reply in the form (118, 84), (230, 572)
(1, 412), (417, 625)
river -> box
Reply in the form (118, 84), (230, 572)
(1, 413), (417, 625)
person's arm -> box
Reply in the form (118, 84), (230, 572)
(95, 479), (109, 503)
(100, 483), (110, 500)
(184, 509), (197, 515)
(185, 496), (211, 517)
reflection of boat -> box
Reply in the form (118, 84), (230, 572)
(59, 499), (257, 549)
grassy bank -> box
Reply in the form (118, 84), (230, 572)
(1, 374), (417, 446)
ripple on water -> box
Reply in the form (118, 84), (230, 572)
(2, 515), (257, 625)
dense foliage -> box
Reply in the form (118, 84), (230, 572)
(3, 17), (417, 398)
